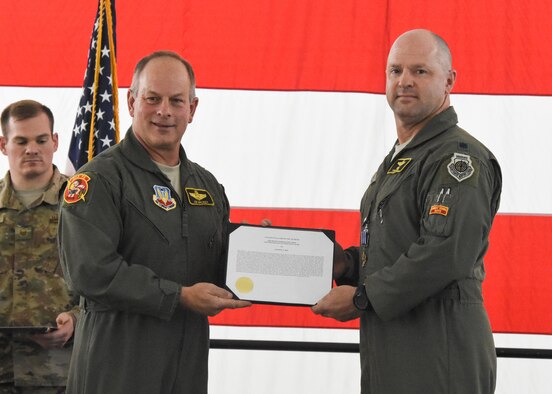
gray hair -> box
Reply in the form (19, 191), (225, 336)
(129, 50), (196, 101)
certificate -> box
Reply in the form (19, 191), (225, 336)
(225, 224), (334, 306)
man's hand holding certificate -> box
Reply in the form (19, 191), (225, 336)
(225, 224), (335, 306)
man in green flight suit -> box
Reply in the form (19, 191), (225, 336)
(58, 51), (251, 394)
(313, 29), (501, 393)
(0, 100), (78, 393)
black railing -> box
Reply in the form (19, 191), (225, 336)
(210, 339), (552, 359)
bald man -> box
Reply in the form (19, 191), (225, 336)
(313, 29), (501, 393)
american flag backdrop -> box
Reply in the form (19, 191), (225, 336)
(67, 0), (119, 173)
(1, 1), (551, 393)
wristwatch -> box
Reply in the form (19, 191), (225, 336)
(353, 284), (371, 311)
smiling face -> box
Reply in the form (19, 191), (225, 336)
(0, 112), (58, 189)
(385, 30), (456, 131)
(127, 56), (198, 165)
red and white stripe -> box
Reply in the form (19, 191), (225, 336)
(1, 1), (551, 392)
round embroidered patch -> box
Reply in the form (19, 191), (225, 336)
(64, 174), (90, 204)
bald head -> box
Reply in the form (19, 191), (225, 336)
(389, 29), (452, 72)
(385, 29), (457, 138)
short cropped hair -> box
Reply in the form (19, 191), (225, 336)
(429, 31), (452, 71)
(129, 50), (197, 101)
(1, 99), (54, 137)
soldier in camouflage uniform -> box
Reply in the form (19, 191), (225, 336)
(0, 100), (78, 394)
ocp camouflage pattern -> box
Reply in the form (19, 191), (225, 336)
(0, 168), (78, 387)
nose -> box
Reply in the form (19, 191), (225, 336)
(156, 98), (172, 117)
(398, 70), (413, 88)
(25, 142), (39, 155)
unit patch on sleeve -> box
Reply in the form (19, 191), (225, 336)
(387, 158), (412, 174)
(185, 187), (214, 206)
(64, 174), (90, 204)
(152, 185), (176, 211)
(447, 153), (474, 182)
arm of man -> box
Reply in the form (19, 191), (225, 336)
(180, 283), (251, 316)
(311, 285), (360, 322)
(311, 243), (360, 321)
(59, 171), (248, 321)
(30, 311), (75, 349)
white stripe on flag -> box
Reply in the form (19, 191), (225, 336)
(2, 86), (550, 214)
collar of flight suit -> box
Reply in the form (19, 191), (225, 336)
(120, 127), (197, 179)
(393, 106), (459, 154)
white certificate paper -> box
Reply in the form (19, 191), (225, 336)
(226, 224), (334, 306)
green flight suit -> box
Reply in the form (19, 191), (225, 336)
(349, 107), (501, 394)
(0, 168), (76, 390)
(58, 129), (229, 394)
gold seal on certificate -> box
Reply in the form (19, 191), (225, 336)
(235, 277), (254, 294)
(225, 224), (335, 306)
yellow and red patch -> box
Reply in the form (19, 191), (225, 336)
(429, 204), (449, 216)
(64, 174), (90, 204)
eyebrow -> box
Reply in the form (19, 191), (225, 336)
(12, 133), (51, 140)
(142, 90), (185, 98)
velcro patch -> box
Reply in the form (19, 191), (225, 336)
(152, 185), (176, 211)
(447, 153), (474, 182)
(387, 158), (412, 174)
(429, 204), (449, 216)
(185, 187), (214, 206)
(64, 174), (90, 204)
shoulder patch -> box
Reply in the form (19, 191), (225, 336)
(185, 187), (214, 206)
(64, 174), (90, 204)
(387, 158), (412, 175)
(447, 153), (474, 182)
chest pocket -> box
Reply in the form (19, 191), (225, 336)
(185, 199), (225, 284)
(421, 184), (458, 237)
(373, 164), (416, 225)
(5, 211), (60, 274)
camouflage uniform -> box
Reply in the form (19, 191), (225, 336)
(0, 167), (77, 392)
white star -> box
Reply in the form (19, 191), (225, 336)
(83, 101), (92, 113)
(101, 46), (110, 58)
(99, 66), (104, 75)
(87, 85), (95, 93)
(79, 120), (88, 132)
(73, 124), (81, 137)
(94, 19), (99, 31)
(78, 140), (82, 150)
(100, 135), (113, 148)
(108, 119), (116, 130)
(94, 129), (100, 138)
(107, 75), (113, 85)
(100, 90), (111, 102)
(96, 108), (105, 120)
(77, 106), (83, 116)
(91, 38), (97, 49)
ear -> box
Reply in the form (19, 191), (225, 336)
(52, 132), (59, 153)
(188, 97), (199, 124)
(0, 136), (7, 156)
(445, 69), (457, 94)
(127, 89), (136, 117)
